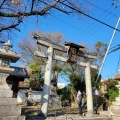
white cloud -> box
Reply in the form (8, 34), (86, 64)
(57, 83), (65, 89)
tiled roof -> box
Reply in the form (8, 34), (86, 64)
(10, 66), (29, 78)
(114, 71), (120, 80)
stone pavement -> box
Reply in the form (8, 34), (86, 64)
(27, 114), (112, 120)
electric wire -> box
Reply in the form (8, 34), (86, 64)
(79, 14), (114, 42)
(84, 0), (119, 18)
(110, 44), (120, 50)
(108, 46), (120, 54)
(28, 0), (120, 52)
(49, 14), (108, 42)
(78, 1), (120, 42)
(79, 13), (110, 40)
(51, 12), (116, 44)
(34, 0), (119, 44)
(60, 1), (120, 32)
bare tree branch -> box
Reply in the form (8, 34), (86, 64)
(40, 0), (70, 15)
(31, 0), (35, 11)
(0, 0), (6, 8)
(0, 19), (22, 32)
(0, 0), (86, 38)
(40, 0), (60, 14)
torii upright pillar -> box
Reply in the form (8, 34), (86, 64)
(40, 47), (53, 117)
(85, 59), (93, 114)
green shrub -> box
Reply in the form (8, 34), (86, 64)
(108, 88), (119, 101)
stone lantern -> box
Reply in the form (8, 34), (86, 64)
(0, 40), (25, 120)
(0, 40), (20, 89)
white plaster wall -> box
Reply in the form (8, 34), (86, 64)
(17, 90), (42, 103)
(17, 90), (26, 103)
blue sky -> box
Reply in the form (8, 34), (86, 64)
(10, 0), (120, 85)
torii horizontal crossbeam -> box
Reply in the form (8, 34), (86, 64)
(32, 33), (97, 59)
(35, 51), (97, 69)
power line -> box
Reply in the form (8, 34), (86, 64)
(84, 0), (119, 18)
(50, 14), (108, 42)
(60, 1), (120, 32)
(50, 14), (117, 47)
(112, 0), (120, 8)
(79, 0), (119, 41)
(108, 46), (120, 54)
(78, 0), (120, 42)
(79, 14), (113, 42)
(36, 0), (119, 43)
(79, 13), (108, 40)
(110, 44), (120, 50)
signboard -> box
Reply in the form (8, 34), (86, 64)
(67, 47), (77, 63)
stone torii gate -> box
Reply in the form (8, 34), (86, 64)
(32, 33), (97, 118)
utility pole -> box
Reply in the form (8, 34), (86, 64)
(33, 33), (97, 118)
(96, 17), (120, 83)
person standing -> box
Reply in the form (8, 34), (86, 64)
(77, 90), (83, 116)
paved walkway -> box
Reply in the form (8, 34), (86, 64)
(27, 114), (112, 120)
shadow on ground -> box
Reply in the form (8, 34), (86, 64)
(21, 104), (87, 120)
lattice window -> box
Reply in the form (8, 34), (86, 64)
(2, 59), (9, 66)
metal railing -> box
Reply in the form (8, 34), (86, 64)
(54, 102), (73, 120)
(50, 87), (73, 120)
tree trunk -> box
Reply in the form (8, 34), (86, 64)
(51, 70), (58, 87)
(71, 92), (76, 102)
